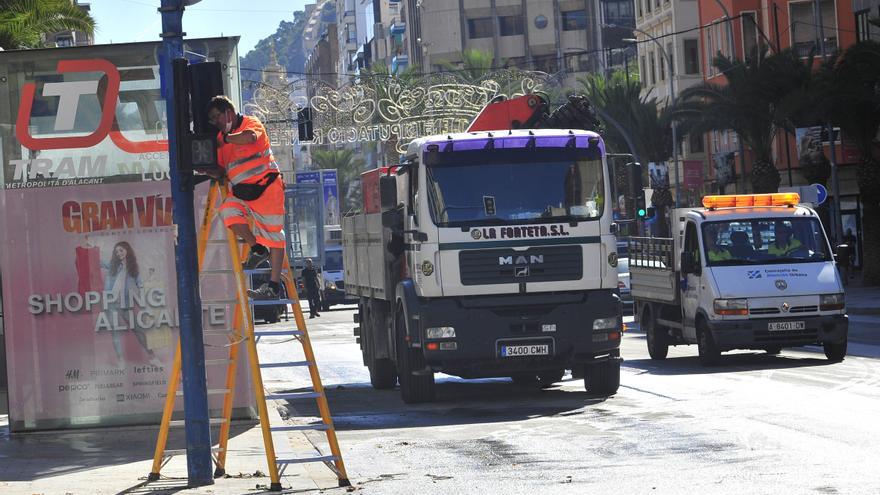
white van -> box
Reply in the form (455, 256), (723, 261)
(630, 193), (848, 365)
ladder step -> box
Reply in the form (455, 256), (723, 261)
(276, 454), (339, 465)
(169, 418), (227, 427)
(205, 358), (233, 366)
(164, 446), (224, 457)
(254, 330), (303, 337)
(270, 424), (330, 432)
(251, 299), (295, 306)
(265, 392), (322, 401)
(201, 269), (235, 275)
(260, 361), (312, 369)
(176, 388), (231, 397)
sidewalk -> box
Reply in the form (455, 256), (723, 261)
(0, 400), (347, 495)
(844, 276), (880, 315)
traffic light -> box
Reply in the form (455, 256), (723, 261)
(298, 107), (314, 142)
(627, 162), (644, 219)
(173, 59), (224, 174)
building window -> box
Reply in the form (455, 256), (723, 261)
(690, 133), (704, 153)
(467, 17), (493, 39)
(499, 15), (524, 36)
(684, 39), (700, 74)
(649, 52), (656, 85)
(603, 0), (634, 26)
(562, 10), (587, 31)
(638, 0), (643, 18)
(790, 0), (838, 58)
(667, 42), (673, 76)
(54, 36), (74, 47)
(742, 12), (759, 59)
(659, 49), (665, 81)
(855, 10), (870, 41)
(346, 23), (357, 43)
(640, 55), (647, 88)
(646, 0), (652, 14)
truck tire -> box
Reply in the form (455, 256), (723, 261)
(396, 311), (435, 403)
(823, 340), (847, 362)
(368, 359), (398, 389)
(643, 306), (669, 360)
(697, 320), (721, 366)
(583, 360), (620, 396)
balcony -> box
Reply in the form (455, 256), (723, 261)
(392, 54), (409, 73)
(390, 20), (406, 35)
(793, 38), (838, 58)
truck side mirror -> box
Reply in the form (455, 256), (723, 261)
(379, 175), (397, 210)
(382, 207), (403, 229)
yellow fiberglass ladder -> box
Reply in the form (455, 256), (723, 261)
(146, 180), (349, 490)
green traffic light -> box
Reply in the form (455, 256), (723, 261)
(638, 208), (646, 217)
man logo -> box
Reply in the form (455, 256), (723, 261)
(775, 279), (788, 291)
(515, 266), (530, 277)
(498, 255), (544, 265)
(471, 229), (482, 240)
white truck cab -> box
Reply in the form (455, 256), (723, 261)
(630, 193), (848, 365)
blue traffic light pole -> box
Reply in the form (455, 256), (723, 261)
(158, 0), (214, 486)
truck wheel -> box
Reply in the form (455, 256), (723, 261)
(396, 311), (435, 403)
(823, 340), (847, 362)
(368, 359), (398, 389)
(644, 308), (669, 360)
(583, 360), (620, 396)
(697, 320), (721, 366)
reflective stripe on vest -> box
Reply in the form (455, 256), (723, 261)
(225, 149), (279, 185)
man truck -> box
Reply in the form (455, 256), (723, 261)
(343, 129), (623, 403)
(630, 193), (848, 366)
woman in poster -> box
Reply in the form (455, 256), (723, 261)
(102, 241), (162, 367)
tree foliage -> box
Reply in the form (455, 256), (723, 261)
(0, 0), (95, 49)
(310, 149), (367, 213)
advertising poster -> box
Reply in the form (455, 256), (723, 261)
(683, 160), (703, 190)
(0, 40), (254, 431)
(321, 169), (340, 226)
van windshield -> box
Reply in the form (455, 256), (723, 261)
(324, 249), (343, 271)
(702, 218), (832, 266)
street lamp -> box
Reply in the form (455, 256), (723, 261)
(622, 31), (681, 208)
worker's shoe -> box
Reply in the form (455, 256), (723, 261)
(243, 244), (270, 270)
(248, 283), (279, 300)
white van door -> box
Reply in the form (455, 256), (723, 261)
(681, 220), (700, 341)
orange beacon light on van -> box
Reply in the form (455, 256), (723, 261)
(702, 193), (800, 209)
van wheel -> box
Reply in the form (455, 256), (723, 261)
(824, 340), (847, 362)
(396, 311), (435, 403)
(583, 360), (620, 396)
(644, 307), (669, 360)
(697, 320), (721, 367)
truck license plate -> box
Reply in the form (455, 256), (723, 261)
(501, 344), (550, 357)
(768, 321), (805, 331)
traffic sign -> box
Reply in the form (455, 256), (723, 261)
(814, 183), (828, 205)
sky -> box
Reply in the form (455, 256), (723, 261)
(90, 0), (311, 56)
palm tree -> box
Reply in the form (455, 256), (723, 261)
(311, 149), (367, 214)
(0, 0), (96, 50)
(812, 41), (880, 283)
(675, 49), (813, 193)
(437, 49), (498, 83)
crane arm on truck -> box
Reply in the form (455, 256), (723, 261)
(466, 94), (602, 134)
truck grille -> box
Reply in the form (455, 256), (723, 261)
(458, 245), (582, 285)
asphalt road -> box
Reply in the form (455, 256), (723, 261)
(256, 304), (880, 495)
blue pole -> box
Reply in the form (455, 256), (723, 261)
(159, 0), (213, 486)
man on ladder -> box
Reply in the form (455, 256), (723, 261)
(205, 95), (285, 299)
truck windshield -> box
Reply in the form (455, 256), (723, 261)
(702, 218), (832, 266)
(424, 149), (605, 227)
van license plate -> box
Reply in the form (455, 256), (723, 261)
(501, 344), (549, 357)
(768, 321), (805, 331)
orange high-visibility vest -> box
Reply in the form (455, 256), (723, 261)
(216, 115), (279, 185)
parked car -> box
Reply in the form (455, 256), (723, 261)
(617, 257), (633, 314)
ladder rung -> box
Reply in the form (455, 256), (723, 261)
(164, 446), (224, 457)
(254, 330), (303, 337)
(265, 392), (321, 401)
(201, 298), (241, 305)
(201, 269), (235, 275)
(169, 418), (227, 427)
(270, 424), (330, 432)
(176, 388), (231, 396)
(205, 358), (233, 366)
(260, 361), (311, 369)
(251, 299), (295, 306)
(276, 454), (338, 465)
